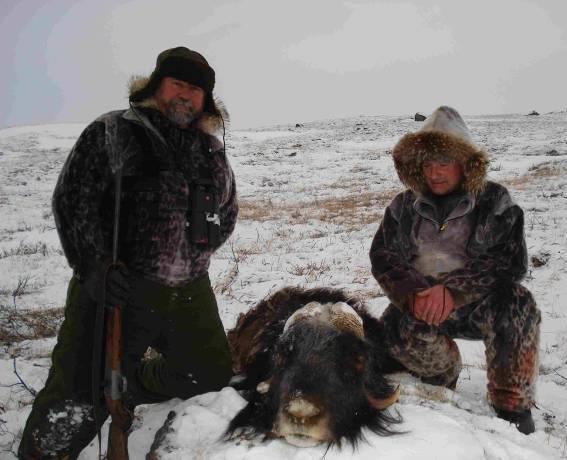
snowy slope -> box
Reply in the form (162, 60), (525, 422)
(1, 113), (566, 459)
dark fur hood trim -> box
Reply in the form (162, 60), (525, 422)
(392, 109), (489, 195)
(127, 75), (229, 136)
(393, 131), (488, 194)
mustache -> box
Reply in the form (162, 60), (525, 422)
(164, 98), (199, 127)
(170, 98), (194, 111)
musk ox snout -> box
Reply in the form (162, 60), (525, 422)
(276, 394), (331, 447)
(286, 396), (320, 418)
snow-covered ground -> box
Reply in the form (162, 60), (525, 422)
(1, 112), (566, 458)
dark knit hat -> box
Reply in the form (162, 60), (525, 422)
(129, 46), (216, 104)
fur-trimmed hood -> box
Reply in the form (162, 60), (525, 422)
(392, 106), (488, 195)
(127, 75), (229, 137)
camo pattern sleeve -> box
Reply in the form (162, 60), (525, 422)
(370, 192), (431, 311)
(52, 120), (113, 276)
(440, 184), (528, 307)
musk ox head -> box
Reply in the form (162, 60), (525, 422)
(226, 287), (401, 448)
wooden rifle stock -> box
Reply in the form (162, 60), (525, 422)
(105, 304), (131, 459)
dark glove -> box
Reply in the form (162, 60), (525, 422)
(82, 261), (131, 308)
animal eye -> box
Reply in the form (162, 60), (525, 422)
(274, 351), (286, 367)
(353, 354), (366, 373)
(274, 342), (293, 365)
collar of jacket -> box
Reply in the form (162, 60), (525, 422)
(122, 107), (169, 147)
(413, 192), (476, 223)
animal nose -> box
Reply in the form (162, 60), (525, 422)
(286, 398), (321, 419)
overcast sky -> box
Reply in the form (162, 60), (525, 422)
(1, 0), (566, 129)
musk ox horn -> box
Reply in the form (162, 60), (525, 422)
(283, 301), (364, 338)
(329, 302), (364, 338)
(282, 301), (322, 333)
(366, 386), (401, 410)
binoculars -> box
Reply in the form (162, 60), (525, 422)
(188, 183), (221, 247)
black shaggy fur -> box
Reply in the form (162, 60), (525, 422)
(225, 287), (402, 448)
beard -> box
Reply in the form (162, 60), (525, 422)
(163, 98), (200, 128)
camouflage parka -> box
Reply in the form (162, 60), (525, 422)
(370, 106), (527, 311)
(370, 183), (527, 311)
(53, 87), (238, 286)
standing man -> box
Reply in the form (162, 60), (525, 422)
(19, 46), (238, 458)
(370, 106), (540, 434)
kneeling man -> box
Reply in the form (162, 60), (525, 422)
(370, 106), (540, 434)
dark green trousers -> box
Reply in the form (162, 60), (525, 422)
(18, 273), (232, 459)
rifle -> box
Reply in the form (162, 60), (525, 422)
(105, 162), (132, 460)
(92, 165), (131, 460)
(104, 293), (131, 459)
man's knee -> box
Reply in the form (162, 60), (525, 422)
(381, 305), (441, 344)
(19, 399), (101, 460)
(379, 305), (462, 384)
(484, 283), (540, 335)
(200, 360), (232, 392)
(165, 362), (231, 401)
(133, 350), (232, 403)
(185, 348), (232, 391)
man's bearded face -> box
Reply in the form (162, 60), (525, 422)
(154, 77), (205, 128)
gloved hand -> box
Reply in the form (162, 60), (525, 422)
(82, 261), (131, 308)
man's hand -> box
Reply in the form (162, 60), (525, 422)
(411, 284), (455, 326)
(104, 264), (131, 307)
(83, 262), (131, 308)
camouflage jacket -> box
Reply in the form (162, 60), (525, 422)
(53, 107), (238, 286)
(369, 181), (527, 311)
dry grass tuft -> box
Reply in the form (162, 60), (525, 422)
(504, 161), (566, 188)
(349, 286), (385, 301)
(239, 189), (397, 230)
(288, 260), (330, 277)
(315, 191), (394, 230)
(0, 241), (49, 259)
(0, 306), (63, 343)
(527, 162), (564, 176)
